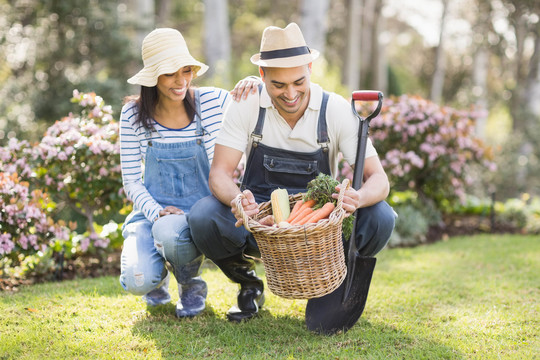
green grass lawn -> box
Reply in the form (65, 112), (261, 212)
(1, 234), (538, 359)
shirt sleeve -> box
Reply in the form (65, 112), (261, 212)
(215, 87), (231, 111)
(119, 102), (163, 222)
(199, 87), (228, 164)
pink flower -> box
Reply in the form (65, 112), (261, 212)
(80, 237), (90, 252)
(54, 227), (70, 241)
(58, 151), (68, 161)
(0, 233), (15, 255)
(28, 234), (39, 249)
(93, 237), (110, 248)
(24, 204), (43, 220)
(450, 161), (462, 175)
(19, 234), (29, 250)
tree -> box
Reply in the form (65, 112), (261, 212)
(370, 0), (387, 94)
(300, 0), (330, 57)
(135, 0), (155, 46)
(0, 0), (134, 144)
(343, 0), (363, 92)
(471, 0), (490, 138)
(156, 0), (172, 26)
(429, 0), (449, 104)
(357, 0), (387, 92)
(524, 22), (540, 119)
(495, 0), (540, 194)
(204, 0), (231, 88)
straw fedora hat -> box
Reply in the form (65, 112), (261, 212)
(250, 22), (319, 68)
(128, 28), (209, 87)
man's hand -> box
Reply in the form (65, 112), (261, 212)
(230, 77), (260, 101)
(230, 189), (259, 227)
(333, 183), (361, 216)
(331, 157), (390, 215)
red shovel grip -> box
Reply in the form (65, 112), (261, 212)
(352, 91), (381, 101)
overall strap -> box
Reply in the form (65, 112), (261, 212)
(144, 123), (163, 146)
(193, 89), (206, 144)
(251, 86), (330, 151)
(250, 83), (265, 145)
(317, 91), (330, 152)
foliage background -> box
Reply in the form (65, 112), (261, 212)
(1, 0), (539, 275)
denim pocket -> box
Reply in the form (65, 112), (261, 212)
(157, 155), (198, 198)
(263, 154), (318, 189)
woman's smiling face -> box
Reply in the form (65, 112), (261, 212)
(156, 66), (194, 102)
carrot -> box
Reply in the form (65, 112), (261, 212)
(289, 206), (314, 225)
(286, 200), (303, 222)
(287, 199), (316, 223)
(300, 202), (335, 225)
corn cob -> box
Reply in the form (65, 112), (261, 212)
(271, 188), (290, 223)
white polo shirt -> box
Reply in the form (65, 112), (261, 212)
(217, 82), (377, 177)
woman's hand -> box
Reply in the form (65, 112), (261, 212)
(230, 76), (260, 101)
(230, 189), (259, 227)
(158, 206), (184, 217)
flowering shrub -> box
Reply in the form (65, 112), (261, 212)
(0, 138), (34, 182)
(1, 91), (127, 262)
(368, 95), (496, 209)
(0, 172), (69, 260)
(30, 91), (127, 251)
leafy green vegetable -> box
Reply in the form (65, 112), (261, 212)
(304, 173), (355, 239)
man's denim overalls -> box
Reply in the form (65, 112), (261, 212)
(189, 87), (395, 261)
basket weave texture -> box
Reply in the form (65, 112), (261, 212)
(237, 179), (349, 299)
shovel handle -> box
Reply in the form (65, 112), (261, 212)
(352, 91), (382, 102)
(343, 90), (384, 299)
(351, 91), (383, 126)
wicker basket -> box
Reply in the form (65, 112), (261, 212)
(236, 179), (349, 299)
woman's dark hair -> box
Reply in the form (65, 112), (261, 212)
(133, 85), (198, 130)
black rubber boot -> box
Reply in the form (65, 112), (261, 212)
(213, 253), (265, 322)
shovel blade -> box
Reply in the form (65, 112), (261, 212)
(305, 256), (376, 335)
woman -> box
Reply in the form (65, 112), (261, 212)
(119, 28), (255, 317)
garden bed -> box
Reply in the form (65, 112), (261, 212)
(1, 251), (121, 292)
(427, 214), (521, 243)
(0, 214), (521, 292)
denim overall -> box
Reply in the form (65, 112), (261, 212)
(189, 87), (395, 261)
(241, 89), (394, 256)
(119, 90), (209, 315)
(241, 90), (332, 203)
(189, 90), (333, 259)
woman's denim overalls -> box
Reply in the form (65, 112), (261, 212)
(119, 89), (211, 296)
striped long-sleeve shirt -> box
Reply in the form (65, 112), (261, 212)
(120, 87), (230, 222)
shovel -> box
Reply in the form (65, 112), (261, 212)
(305, 90), (383, 335)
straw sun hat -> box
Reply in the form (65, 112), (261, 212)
(128, 28), (209, 87)
(250, 22), (319, 68)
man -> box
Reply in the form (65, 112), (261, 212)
(189, 23), (395, 322)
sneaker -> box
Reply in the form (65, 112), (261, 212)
(142, 273), (171, 306)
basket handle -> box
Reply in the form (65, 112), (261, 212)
(334, 178), (350, 215)
(234, 193), (254, 233)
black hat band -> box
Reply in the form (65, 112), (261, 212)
(259, 46), (310, 60)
